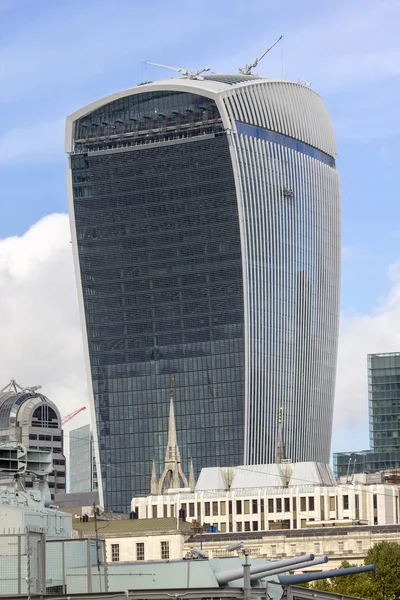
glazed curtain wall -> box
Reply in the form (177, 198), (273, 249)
(232, 128), (340, 465)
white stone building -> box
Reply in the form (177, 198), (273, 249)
(132, 462), (399, 532)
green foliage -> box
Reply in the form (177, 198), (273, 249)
(309, 542), (400, 600)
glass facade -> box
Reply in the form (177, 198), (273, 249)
(70, 91), (244, 511)
(68, 79), (340, 511)
(70, 424), (97, 493)
(334, 353), (400, 477)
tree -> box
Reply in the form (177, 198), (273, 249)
(364, 541), (400, 600)
(310, 542), (400, 600)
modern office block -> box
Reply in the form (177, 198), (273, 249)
(69, 424), (97, 494)
(66, 74), (341, 511)
(0, 381), (66, 497)
(334, 352), (400, 477)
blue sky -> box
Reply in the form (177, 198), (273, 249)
(1, 0), (400, 454)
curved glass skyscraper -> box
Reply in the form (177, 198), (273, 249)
(66, 74), (340, 511)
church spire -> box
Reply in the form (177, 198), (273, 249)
(188, 457), (196, 490)
(165, 377), (180, 464)
(150, 457), (158, 495)
(152, 377), (189, 494)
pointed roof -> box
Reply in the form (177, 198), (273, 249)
(165, 378), (180, 464)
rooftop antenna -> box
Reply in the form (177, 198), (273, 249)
(238, 35), (283, 75)
(143, 61), (211, 80)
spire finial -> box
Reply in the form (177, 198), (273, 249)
(188, 457), (196, 490)
(150, 457), (158, 495)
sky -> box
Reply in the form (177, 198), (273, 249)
(1, 0), (400, 459)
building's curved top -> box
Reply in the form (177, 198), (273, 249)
(66, 73), (337, 159)
(0, 388), (61, 434)
(201, 73), (265, 85)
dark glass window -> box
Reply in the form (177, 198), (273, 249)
(72, 98), (244, 512)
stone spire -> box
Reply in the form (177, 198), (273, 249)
(153, 377), (189, 494)
(276, 407), (286, 464)
(165, 379), (180, 465)
(150, 457), (158, 495)
(188, 457), (196, 490)
(276, 407), (292, 487)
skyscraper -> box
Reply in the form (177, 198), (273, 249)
(66, 74), (340, 511)
(70, 424), (98, 493)
(334, 352), (400, 476)
(0, 381), (66, 498)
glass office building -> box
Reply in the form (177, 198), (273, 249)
(66, 75), (341, 511)
(70, 424), (97, 493)
(335, 352), (400, 477)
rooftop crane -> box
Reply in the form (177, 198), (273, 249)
(238, 35), (283, 75)
(143, 60), (211, 80)
(1, 380), (42, 394)
(62, 406), (86, 426)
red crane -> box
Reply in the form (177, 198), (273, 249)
(62, 406), (87, 425)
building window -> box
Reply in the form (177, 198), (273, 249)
(163, 505), (168, 518)
(205, 502), (211, 516)
(300, 497), (306, 512)
(220, 523), (227, 532)
(284, 498), (290, 512)
(343, 495), (349, 510)
(260, 499), (265, 513)
(111, 544), (119, 562)
(29, 434), (37, 440)
(244, 521), (251, 531)
(329, 497), (336, 512)
(252, 499), (258, 513)
(308, 497), (315, 511)
(276, 498), (282, 513)
(268, 499), (274, 513)
(236, 500), (242, 514)
(31, 405), (59, 428)
(161, 541), (169, 560)
(244, 500), (250, 514)
(252, 521), (258, 531)
(212, 502), (218, 516)
(152, 505), (157, 518)
(236, 522), (242, 532)
(136, 543), (145, 561)
(220, 501), (226, 516)
(189, 503), (195, 517)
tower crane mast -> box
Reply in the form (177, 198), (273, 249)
(143, 60), (211, 80)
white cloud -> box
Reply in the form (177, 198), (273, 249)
(0, 214), (89, 452)
(333, 262), (400, 452)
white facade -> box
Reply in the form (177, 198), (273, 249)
(132, 464), (399, 533)
(186, 525), (400, 571)
(104, 533), (186, 563)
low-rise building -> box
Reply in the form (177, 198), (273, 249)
(133, 465), (400, 532)
(184, 523), (400, 570)
(72, 516), (193, 563)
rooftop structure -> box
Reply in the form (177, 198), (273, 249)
(0, 380), (66, 497)
(67, 71), (341, 511)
